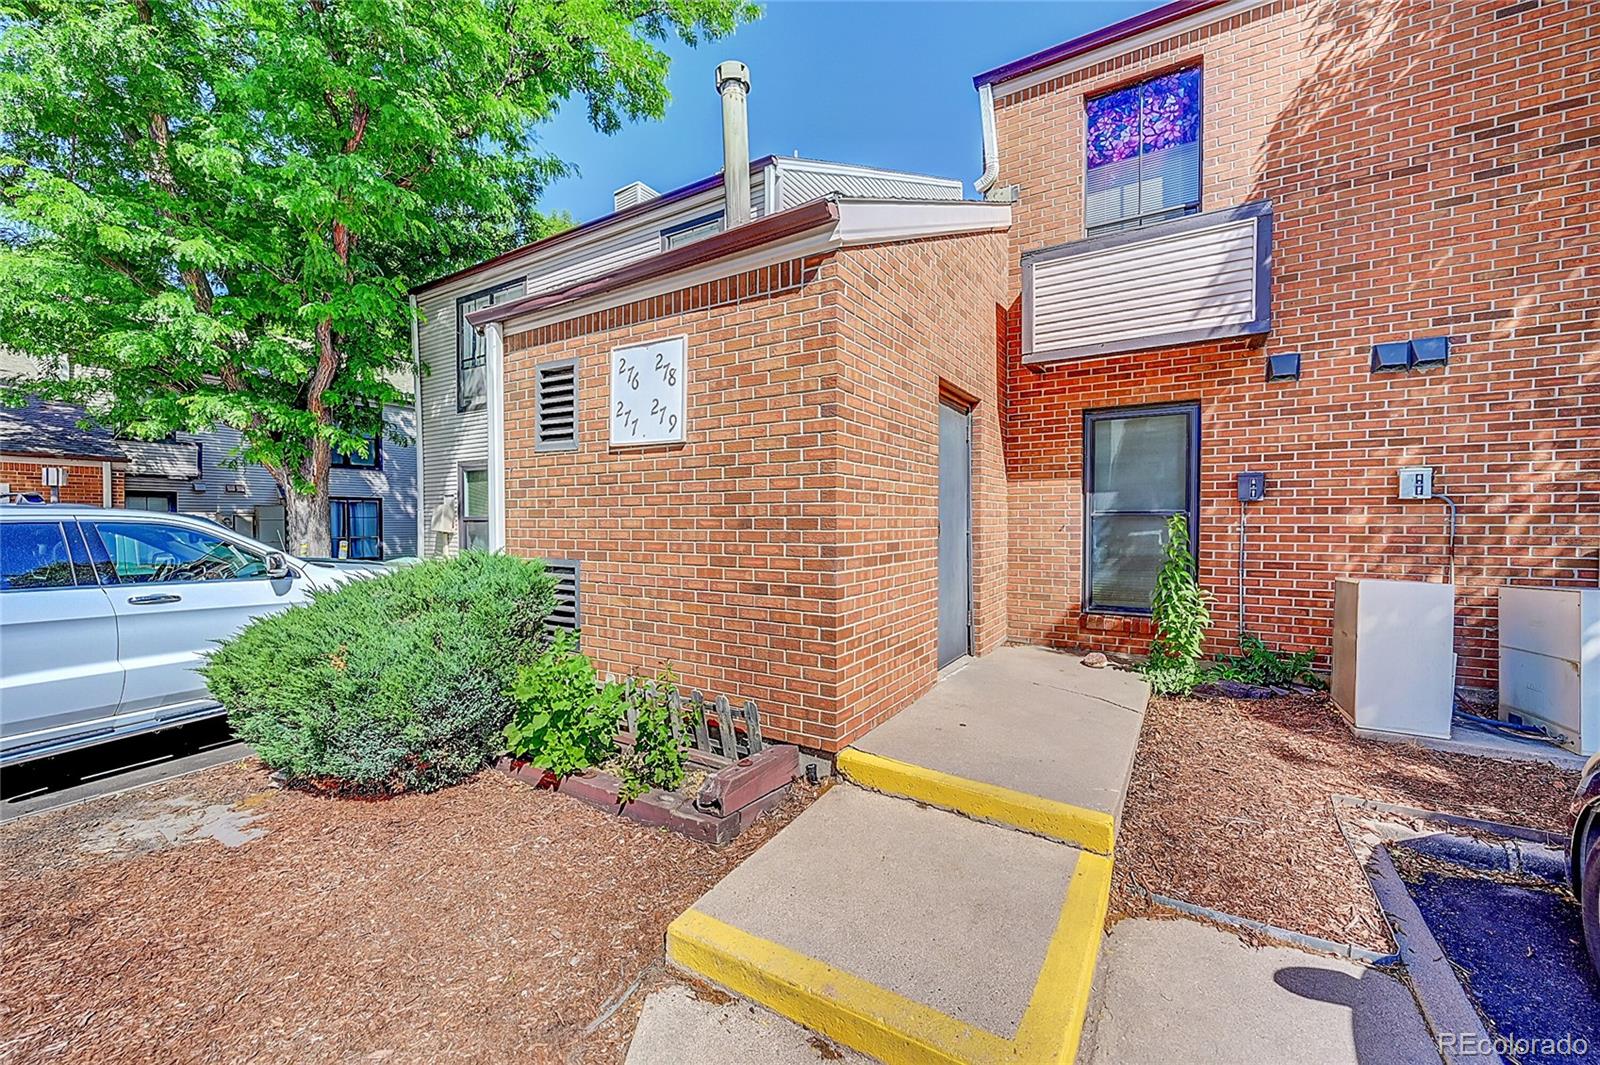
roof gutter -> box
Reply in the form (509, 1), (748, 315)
(466, 198), (840, 332)
(972, 0), (1231, 91)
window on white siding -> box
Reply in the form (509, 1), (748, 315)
(1083, 403), (1199, 613)
(535, 359), (578, 452)
(543, 559), (580, 630)
(460, 466), (489, 551)
(1085, 67), (1202, 235)
(457, 279), (524, 412)
(660, 212), (723, 251)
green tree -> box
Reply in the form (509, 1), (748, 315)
(0, 0), (755, 552)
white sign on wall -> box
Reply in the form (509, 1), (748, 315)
(610, 336), (686, 446)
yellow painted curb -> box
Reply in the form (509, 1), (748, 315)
(667, 909), (1012, 1065)
(837, 748), (1117, 855)
(667, 851), (1112, 1064)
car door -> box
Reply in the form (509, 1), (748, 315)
(83, 517), (309, 723)
(0, 520), (124, 762)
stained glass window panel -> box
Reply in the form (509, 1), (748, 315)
(1085, 67), (1202, 234)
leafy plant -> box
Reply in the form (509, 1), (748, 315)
(1143, 512), (1212, 695)
(504, 631), (624, 777)
(203, 553), (554, 794)
(0, 0), (757, 553)
(1208, 633), (1324, 689)
(615, 670), (691, 804)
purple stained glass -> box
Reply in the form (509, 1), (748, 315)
(1086, 67), (1201, 170)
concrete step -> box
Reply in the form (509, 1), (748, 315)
(666, 784), (1110, 1064)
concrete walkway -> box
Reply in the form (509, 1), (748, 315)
(1084, 917), (1440, 1065)
(646, 646), (1148, 1065)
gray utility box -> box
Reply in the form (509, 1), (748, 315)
(1332, 578), (1456, 739)
(1498, 586), (1598, 756)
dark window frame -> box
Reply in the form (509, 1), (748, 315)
(332, 433), (382, 470)
(124, 490), (179, 512)
(330, 496), (384, 560)
(660, 211), (724, 252)
(459, 465), (489, 551)
(1081, 401), (1201, 616)
(457, 278), (525, 413)
(1083, 64), (1204, 237)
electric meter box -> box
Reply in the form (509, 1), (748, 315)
(1397, 466), (1433, 499)
(1332, 578), (1455, 739)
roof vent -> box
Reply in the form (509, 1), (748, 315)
(613, 181), (659, 212)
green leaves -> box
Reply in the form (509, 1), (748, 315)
(1143, 512), (1212, 694)
(1, 0), (754, 544)
(504, 629), (625, 778)
(614, 667), (690, 805)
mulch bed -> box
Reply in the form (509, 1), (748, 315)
(0, 761), (814, 1064)
(1110, 693), (1579, 952)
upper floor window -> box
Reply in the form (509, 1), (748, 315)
(1085, 66), (1201, 235)
(661, 212), (723, 251)
(457, 279), (524, 412)
(332, 433), (381, 469)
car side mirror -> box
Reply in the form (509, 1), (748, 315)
(265, 551), (290, 579)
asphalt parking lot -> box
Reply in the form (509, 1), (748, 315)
(1, 720), (251, 823)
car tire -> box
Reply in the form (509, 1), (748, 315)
(1584, 834), (1600, 980)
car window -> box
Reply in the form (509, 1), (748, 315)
(0, 522), (81, 590)
(89, 521), (269, 584)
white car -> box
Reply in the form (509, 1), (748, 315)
(0, 504), (381, 767)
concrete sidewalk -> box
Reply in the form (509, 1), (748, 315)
(649, 646), (1148, 1065)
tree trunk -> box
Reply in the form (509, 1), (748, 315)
(283, 481), (332, 558)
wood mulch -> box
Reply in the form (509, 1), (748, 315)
(0, 760), (814, 1065)
(1110, 692), (1579, 952)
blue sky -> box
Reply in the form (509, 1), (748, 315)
(534, 1), (1164, 222)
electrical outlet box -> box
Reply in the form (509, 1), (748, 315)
(1237, 472), (1266, 501)
(1397, 466), (1434, 500)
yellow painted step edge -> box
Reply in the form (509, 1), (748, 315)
(667, 908), (1013, 1065)
(837, 747), (1117, 855)
(666, 851), (1113, 1065)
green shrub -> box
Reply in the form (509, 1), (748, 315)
(615, 668), (690, 804)
(1208, 633), (1324, 689)
(1143, 513), (1212, 696)
(504, 630), (624, 776)
(203, 552), (555, 794)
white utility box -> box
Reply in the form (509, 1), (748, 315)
(1498, 586), (1599, 756)
(1331, 578), (1456, 739)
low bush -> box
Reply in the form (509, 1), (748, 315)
(1209, 633), (1324, 689)
(615, 669), (690, 803)
(203, 552), (555, 794)
(1142, 513), (1212, 696)
(504, 630), (624, 776)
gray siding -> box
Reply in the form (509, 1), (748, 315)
(125, 404), (418, 559)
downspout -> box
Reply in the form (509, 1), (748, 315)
(485, 320), (507, 553)
(410, 292), (424, 558)
(974, 81), (1000, 197)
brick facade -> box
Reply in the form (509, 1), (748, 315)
(501, 232), (1010, 752)
(0, 457), (125, 507)
(992, 0), (1598, 688)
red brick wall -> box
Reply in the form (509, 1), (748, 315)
(830, 232), (1011, 741)
(501, 232), (1009, 752)
(991, 0), (1598, 688)
(0, 457), (123, 506)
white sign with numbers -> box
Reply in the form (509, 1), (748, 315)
(610, 336), (686, 446)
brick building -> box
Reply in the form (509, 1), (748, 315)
(0, 398), (128, 507)
(441, 0), (1595, 754)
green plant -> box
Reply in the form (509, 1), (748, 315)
(1208, 633), (1324, 689)
(203, 553), (554, 794)
(504, 631), (624, 777)
(615, 669), (691, 804)
(1143, 512), (1212, 695)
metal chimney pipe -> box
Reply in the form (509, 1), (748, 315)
(716, 60), (751, 229)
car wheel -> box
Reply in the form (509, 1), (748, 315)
(1584, 834), (1600, 980)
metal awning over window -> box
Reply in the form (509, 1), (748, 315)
(1022, 201), (1272, 365)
